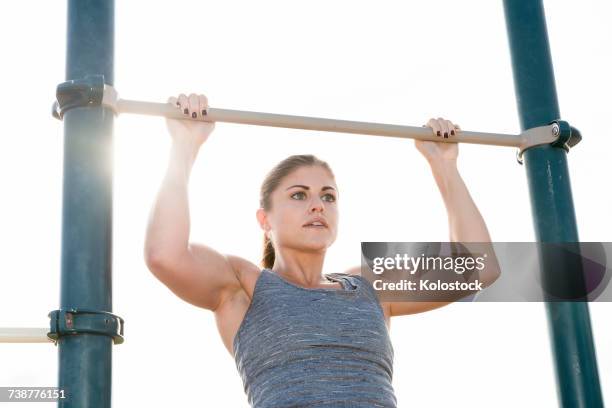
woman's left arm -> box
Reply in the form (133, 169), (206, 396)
(429, 157), (491, 242)
(432, 160), (502, 278)
(417, 117), (491, 242)
(383, 118), (501, 317)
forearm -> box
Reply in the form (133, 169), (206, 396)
(429, 159), (501, 286)
(144, 142), (199, 260)
(429, 159), (492, 243)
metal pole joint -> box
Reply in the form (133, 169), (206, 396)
(52, 74), (106, 120)
(47, 308), (125, 345)
(516, 119), (582, 164)
(550, 119), (582, 152)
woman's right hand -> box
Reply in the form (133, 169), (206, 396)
(166, 93), (216, 151)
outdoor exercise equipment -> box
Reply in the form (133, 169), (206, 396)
(1, 1), (603, 407)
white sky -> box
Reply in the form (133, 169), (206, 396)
(0, 0), (611, 407)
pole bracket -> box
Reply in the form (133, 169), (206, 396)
(47, 308), (124, 345)
(52, 75), (107, 120)
(516, 120), (582, 165)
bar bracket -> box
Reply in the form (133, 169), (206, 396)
(516, 120), (582, 165)
(52, 75), (106, 119)
(47, 308), (124, 345)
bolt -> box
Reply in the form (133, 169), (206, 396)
(552, 124), (559, 136)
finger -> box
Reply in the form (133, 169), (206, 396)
(188, 93), (199, 119)
(444, 120), (456, 138)
(198, 94), (209, 117)
(437, 117), (450, 139)
(449, 123), (460, 136)
(426, 118), (442, 137)
(178, 94), (189, 116)
(167, 97), (180, 120)
(433, 118), (443, 137)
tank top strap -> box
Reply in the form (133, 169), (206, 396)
(325, 272), (359, 290)
(349, 274), (387, 319)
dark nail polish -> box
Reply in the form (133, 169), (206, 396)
(436, 130), (441, 136)
(444, 132), (448, 138)
(451, 130), (455, 135)
(192, 112), (197, 119)
(183, 108), (189, 115)
(176, 101), (180, 106)
(202, 110), (207, 116)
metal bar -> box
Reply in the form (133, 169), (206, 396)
(116, 98), (527, 147)
(503, 1), (604, 407)
(130, 102), (517, 144)
(59, 1), (115, 407)
(0, 328), (52, 343)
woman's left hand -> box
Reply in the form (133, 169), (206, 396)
(415, 117), (461, 163)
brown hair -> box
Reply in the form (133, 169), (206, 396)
(259, 154), (335, 269)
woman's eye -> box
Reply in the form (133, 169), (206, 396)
(290, 191), (336, 202)
(323, 194), (336, 202)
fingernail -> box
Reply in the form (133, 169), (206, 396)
(451, 130), (455, 135)
(191, 112), (197, 119)
(436, 130), (441, 136)
(176, 101), (180, 106)
(444, 132), (448, 138)
(183, 108), (189, 115)
(202, 109), (207, 116)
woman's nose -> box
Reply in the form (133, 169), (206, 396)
(309, 198), (325, 212)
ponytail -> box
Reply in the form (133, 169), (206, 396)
(261, 234), (275, 269)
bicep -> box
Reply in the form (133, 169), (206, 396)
(145, 243), (247, 311)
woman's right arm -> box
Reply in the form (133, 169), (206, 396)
(143, 94), (246, 312)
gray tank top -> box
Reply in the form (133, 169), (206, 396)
(233, 268), (396, 407)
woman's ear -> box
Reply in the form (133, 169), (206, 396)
(256, 208), (268, 232)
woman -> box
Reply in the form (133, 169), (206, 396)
(144, 93), (499, 407)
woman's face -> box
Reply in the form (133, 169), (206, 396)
(258, 165), (339, 253)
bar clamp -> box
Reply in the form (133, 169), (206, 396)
(47, 308), (125, 345)
(52, 75), (108, 119)
(516, 120), (582, 165)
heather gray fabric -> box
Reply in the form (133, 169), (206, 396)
(233, 268), (396, 407)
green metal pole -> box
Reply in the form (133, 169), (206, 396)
(503, 1), (603, 407)
(58, 1), (115, 407)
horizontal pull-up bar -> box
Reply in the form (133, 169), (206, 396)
(116, 97), (535, 147)
(0, 328), (52, 343)
(52, 75), (581, 163)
